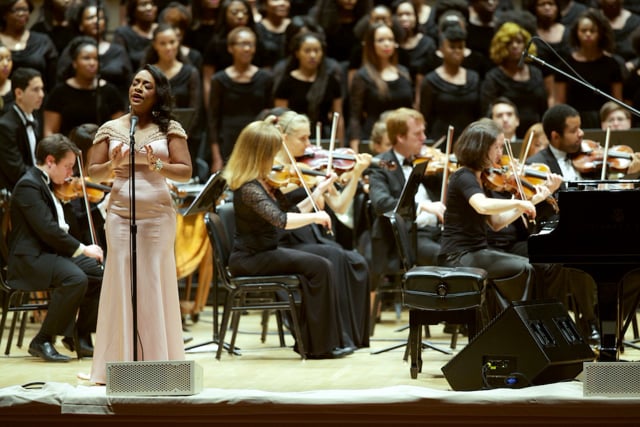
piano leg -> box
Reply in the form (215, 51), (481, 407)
(595, 278), (622, 362)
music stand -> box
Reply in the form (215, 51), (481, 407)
(183, 172), (237, 354)
(182, 171), (228, 217)
(372, 161), (451, 356)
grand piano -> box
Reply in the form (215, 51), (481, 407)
(528, 180), (640, 361)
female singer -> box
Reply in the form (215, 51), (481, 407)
(275, 110), (371, 349)
(87, 65), (192, 384)
(438, 118), (548, 316)
(222, 116), (354, 359)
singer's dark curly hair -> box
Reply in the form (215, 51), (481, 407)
(143, 64), (173, 134)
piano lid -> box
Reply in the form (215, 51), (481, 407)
(528, 181), (640, 264)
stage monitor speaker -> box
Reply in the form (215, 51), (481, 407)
(106, 360), (203, 396)
(441, 300), (595, 391)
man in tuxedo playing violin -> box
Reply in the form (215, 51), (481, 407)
(368, 108), (446, 278)
(8, 134), (103, 362)
(0, 67), (44, 192)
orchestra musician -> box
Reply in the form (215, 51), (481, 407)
(275, 110), (372, 350)
(222, 116), (355, 359)
(438, 118), (546, 318)
(368, 107), (445, 318)
(368, 107), (445, 271)
(87, 65), (192, 384)
(8, 134), (103, 362)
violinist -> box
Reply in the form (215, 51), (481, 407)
(276, 110), (371, 350)
(527, 103), (640, 341)
(597, 102), (640, 176)
(369, 107), (445, 272)
(222, 117), (355, 359)
(438, 119), (542, 319)
(527, 104), (584, 220)
(8, 134), (103, 362)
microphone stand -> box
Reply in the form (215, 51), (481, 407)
(523, 49), (640, 119)
(129, 119), (139, 361)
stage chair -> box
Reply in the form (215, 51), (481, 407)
(206, 203), (306, 360)
(386, 211), (487, 379)
(0, 279), (50, 356)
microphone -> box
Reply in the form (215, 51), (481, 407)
(130, 115), (138, 137)
(518, 39), (533, 68)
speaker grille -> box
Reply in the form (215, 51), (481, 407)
(106, 360), (203, 396)
(583, 362), (640, 397)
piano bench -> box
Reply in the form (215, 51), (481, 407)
(401, 266), (487, 379)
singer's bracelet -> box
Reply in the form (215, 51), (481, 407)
(154, 158), (164, 171)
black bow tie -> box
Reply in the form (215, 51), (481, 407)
(403, 157), (414, 167)
(25, 119), (36, 128)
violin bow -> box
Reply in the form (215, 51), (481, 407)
(315, 121), (322, 148)
(519, 130), (535, 170)
(504, 139), (534, 227)
(600, 127), (611, 181)
(440, 125), (454, 206)
(76, 154), (101, 256)
(326, 112), (339, 177)
(280, 138), (333, 235)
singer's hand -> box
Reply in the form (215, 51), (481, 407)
(145, 145), (163, 171)
(110, 143), (127, 169)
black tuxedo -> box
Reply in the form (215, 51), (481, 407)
(526, 146), (566, 228)
(368, 149), (442, 275)
(0, 106), (37, 191)
(8, 167), (101, 338)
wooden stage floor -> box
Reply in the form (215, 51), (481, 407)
(2, 307), (640, 426)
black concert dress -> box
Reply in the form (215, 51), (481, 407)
(228, 180), (344, 356)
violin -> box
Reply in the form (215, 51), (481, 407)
(297, 146), (397, 171)
(483, 160), (559, 213)
(267, 163), (327, 188)
(571, 139), (633, 174)
(415, 145), (458, 176)
(54, 177), (111, 203)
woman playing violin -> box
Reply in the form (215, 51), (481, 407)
(275, 110), (372, 350)
(439, 118), (548, 318)
(276, 110), (372, 215)
(223, 117), (354, 359)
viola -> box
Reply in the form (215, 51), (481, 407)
(571, 139), (633, 174)
(54, 177), (111, 204)
(297, 146), (397, 172)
